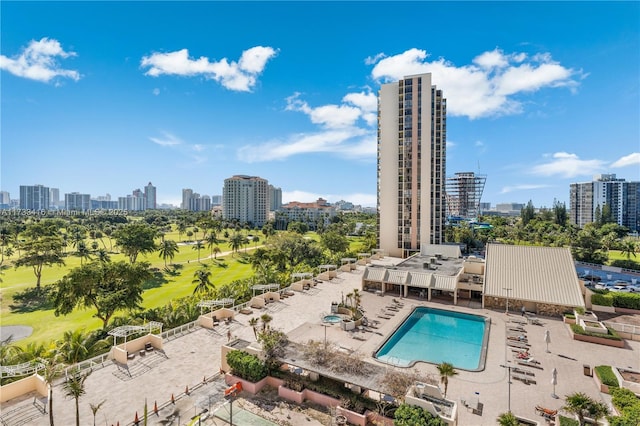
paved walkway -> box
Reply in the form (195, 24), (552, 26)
(2, 260), (638, 426)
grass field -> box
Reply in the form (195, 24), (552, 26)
(0, 233), (255, 346)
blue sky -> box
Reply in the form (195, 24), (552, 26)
(1, 1), (638, 209)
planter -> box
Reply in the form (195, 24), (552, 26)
(563, 317), (576, 325)
(571, 332), (625, 348)
(592, 371), (610, 394)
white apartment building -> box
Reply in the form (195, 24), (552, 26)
(223, 175), (268, 227)
(377, 73), (447, 258)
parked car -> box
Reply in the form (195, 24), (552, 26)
(627, 285), (640, 293)
(609, 285), (631, 293)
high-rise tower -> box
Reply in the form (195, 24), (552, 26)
(377, 73), (447, 258)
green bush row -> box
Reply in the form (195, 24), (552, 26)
(594, 365), (619, 388)
(609, 388), (640, 426)
(591, 292), (640, 310)
(570, 324), (622, 341)
(226, 350), (268, 383)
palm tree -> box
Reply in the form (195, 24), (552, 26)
(76, 242), (92, 265)
(193, 240), (205, 262)
(212, 246), (221, 259)
(63, 369), (90, 426)
(192, 267), (214, 295)
(562, 392), (610, 426)
(497, 411), (519, 426)
(260, 313), (273, 331)
(89, 400), (106, 426)
(96, 248), (110, 263)
(249, 318), (259, 339)
(206, 233), (219, 258)
(58, 329), (90, 365)
(436, 362), (458, 398)
(620, 238), (638, 260)
(158, 239), (179, 267)
(42, 357), (61, 426)
(229, 232), (244, 255)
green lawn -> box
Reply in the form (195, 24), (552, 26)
(0, 232), (255, 347)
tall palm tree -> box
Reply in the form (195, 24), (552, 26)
(42, 357), (61, 426)
(193, 240), (205, 262)
(192, 267), (214, 295)
(229, 232), (244, 255)
(76, 242), (92, 265)
(158, 239), (179, 267)
(206, 233), (219, 258)
(249, 318), (259, 339)
(58, 329), (90, 365)
(96, 248), (111, 263)
(89, 400), (106, 426)
(620, 238), (638, 260)
(63, 369), (90, 426)
(436, 362), (458, 398)
(562, 392), (610, 426)
(260, 313), (273, 331)
(212, 246), (221, 259)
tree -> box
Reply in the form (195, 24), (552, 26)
(620, 238), (638, 260)
(89, 400), (106, 426)
(521, 200), (535, 226)
(563, 392), (610, 426)
(63, 369), (90, 426)
(497, 411), (519, 426)
(76, 241), (92, 265)
(158, 239), (179, 267)
(205, 233), (219, 258)
(436, 362), (458, 397)
(192, 267), (214, 295)
(394, 403), (446, 426)
(249, 317), (259, 339)
(42, 357), (62, 426)
(53, 261), (151, 329)
(193, 240), (205, 262)
(229, 232), (245, 255)
(113, 221), (157, 263)
(320, 231), (349, 255)
(260, 313), (273, 331)
(15, 220), (65, 291)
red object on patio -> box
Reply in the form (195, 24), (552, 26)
(134, 411), (139, 425)
(153, 400), (158, 414)
(185, 385), (189, 395)
(224, 382), (242, 397)
(171, 393), (175, 404)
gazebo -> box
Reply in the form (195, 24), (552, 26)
(357, 253), (371, 265)
(197, 298), (235, 314)
(251, 284), (280, 297)
(318, 264), (337, 281)
(340, 258), (357, 272)
(108, 321), (163, 363)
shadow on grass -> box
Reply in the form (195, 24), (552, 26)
(163, 264), (183, 276)
(10, 285), (56, 313)
(143, 269), (171, 290)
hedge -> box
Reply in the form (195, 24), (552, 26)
(570, 324), (622, 341)
(591, 293), (614, 306)
(591, 292), (640, 310)
(226, 350), (268, 383)
(594, 365), (619, 388)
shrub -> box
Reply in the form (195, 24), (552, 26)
(609, 388), (640, 426)
(594, 365), (619, 388)
(610, 292), (640, 310)
(564, 313), (576, 319)
(226, 350), (268, 383)
(590, 293), (614, 306)
(570, 324), (622, 341)
(558, 415), (579, 426)
(394, 403), (446, 426)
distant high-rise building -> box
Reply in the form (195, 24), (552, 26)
(479, 202), (491, 213)
(445, 172), (486, 219)
(269, 185), (282, 212)
(495, 203), (525, 214)
(65, 192), (91, 211)
(144, 182), (156, 210)
(211, 195), (222, 206)
(0, 191), (10, 208)
(182, 189), (194, 210)
(223, 175), (269, 227)
(570, 174), (640, 232)
(20, 184), (50, 211)
(377, 73), (447, 257)
(49, 188), (60, 209)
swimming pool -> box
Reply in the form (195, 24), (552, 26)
(322, 315), (343, 323)
(374, 307), (489, 371)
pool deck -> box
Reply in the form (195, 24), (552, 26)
(2, 259), (639, 425)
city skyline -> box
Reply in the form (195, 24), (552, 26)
(2, 2), (638, 208)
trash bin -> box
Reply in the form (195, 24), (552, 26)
(583, 364), (592, 376)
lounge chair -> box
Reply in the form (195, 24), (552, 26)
(127, 352), (135, 361)
(535, 406), (558, 417)
(516, 359), (543, 369)
(377, 314), (391, 320)
(512, 366), (535, 376)
(145, 342), (154, 352)
(507, 340), (530, 349)
(512, 373), (536, 384)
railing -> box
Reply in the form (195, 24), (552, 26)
(604, 321), (640, 336)
(65, 352), (112, 378)
(160, 320), (199, 340)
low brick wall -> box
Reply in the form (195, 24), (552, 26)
(572, 332), (625, 348)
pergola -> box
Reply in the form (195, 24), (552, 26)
(318, 264), (337, 273)
(341, 258), (356, 266)
(197, 298), (235, 313)
(291, 272), (313, 282)
(108, 321), (163, 350)
(251, 283), (280, 296)
(0, 359), (45, 379)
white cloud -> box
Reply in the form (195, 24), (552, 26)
(530, 152), (606, 178)
(364, 53), (386, 66)
(610, 152), (640, 168)
(369, 47), (582, 119)
(237, 128), (374, 163)
(500, 184), (551, 194)
(140, 46), (277, 92)
(192, 144), (205, 152)
(149, 132), (182, 146)
(0, 37), (80, 83)
(152, 88), (160, 96)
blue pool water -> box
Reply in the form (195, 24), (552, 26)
(375, 307), (488, 371)
(323, 315), (342, 323)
